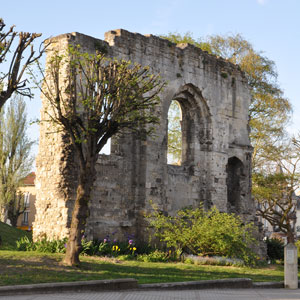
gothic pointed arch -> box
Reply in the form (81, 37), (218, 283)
(167, 84), (212, 165)
(226, 156), (245, 213)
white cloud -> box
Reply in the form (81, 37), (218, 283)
(257, 0), (269, 5)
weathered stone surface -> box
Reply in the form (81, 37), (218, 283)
(33, 29), (255, 244)
(284, 243), (298, 289)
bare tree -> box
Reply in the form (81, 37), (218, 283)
(36, 44), (165, 266)
(0, 18), (44, 110)
(253, 143), (300, 243)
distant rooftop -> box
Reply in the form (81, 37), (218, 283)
(23, 172), (35, 185)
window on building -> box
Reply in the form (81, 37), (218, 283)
(22, 211), (29, 225)
(167, 100), (182, 165)
(24, 192), (30, 208)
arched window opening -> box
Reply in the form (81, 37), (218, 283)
(226, 157), (244, 212)
(167, 100), (182, 165)
(99, 138), (111, 155)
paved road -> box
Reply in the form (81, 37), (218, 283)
(1, 289), (300, 300)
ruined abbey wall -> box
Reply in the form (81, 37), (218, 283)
(33, 29), (254, 242)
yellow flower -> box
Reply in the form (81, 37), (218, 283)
(133, 247), (136, 251)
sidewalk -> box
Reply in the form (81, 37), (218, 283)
(0, 278), (289, 297)
(1, 288), (300, 300)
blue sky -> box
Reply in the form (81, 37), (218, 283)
(2, 0), (299, 159)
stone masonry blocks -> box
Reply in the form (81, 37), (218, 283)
(33, 29), (254, 243)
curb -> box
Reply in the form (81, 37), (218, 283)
(0, 278), (138, 296)
(0, 278), (292, 296)
(139, 278), (253, 290)
(252, 281), (284, 288)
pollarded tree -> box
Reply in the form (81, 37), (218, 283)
(0, 95), (34, 224)
(0, 18), (44, 110)
(161, 33), (292, 170)
(36, 45), (165, 266)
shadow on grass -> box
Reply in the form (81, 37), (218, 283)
(0, 253), (284, 286)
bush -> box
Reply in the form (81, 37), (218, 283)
(146, 205), (257, 265)
(16, 236), (34, 251)
(137, 250), (169, 262)
(16, 233), (143, 258)
(17, 237), (67, 253)
(266, 238), (284, 261)
(184, 255), (245, 267)
(81, 239), (100, 256)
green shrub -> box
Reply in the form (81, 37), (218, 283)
(137, 250), (169, 262)
(117, 254), (135, 261)
(16, 237), (67, 253)
(16, 236), (34, 251)
(184, 257), (194, 264)
(81, 239), (101, 256)
(33, 238), (67, 253)
(266, 238), (284, 261)
(146, 205), (257, 265)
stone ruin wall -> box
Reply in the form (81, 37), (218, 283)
(33, 29), (255, 243)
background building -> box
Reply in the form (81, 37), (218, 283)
(17, 172), (36, 231)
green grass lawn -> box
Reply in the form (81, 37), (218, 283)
(0, 250), (285, 286)
(0, 222), (288, 287)
(0, 222), (31, 250)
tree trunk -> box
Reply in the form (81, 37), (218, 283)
(7, 195), (25, 227)
(287, 231), (295, 244)
(63, 165), (95, 266)
(8, 213), (19, 227)
(0, 205), (8, 223)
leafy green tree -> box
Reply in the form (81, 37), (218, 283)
(147, 205), (257, 264)
(0, 18), (44, 110)
(161, 33), (292, 170)
(35, 45), (165, 266)
(0, 95), (34, 224)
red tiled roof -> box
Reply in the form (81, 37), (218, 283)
(23, 172), (36, 185)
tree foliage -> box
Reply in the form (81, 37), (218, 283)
(167, 100), (182, 164)
(35, 44), (165, 266)
(0, 96), (34, 224)
(161, 33), (292, 170)
(253, 142), (300, 243)
(0, 18), (44, 110)
(147, 205), (257, 264)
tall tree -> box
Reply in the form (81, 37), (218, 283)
(161, 33), (292, 170)
(0, 18), (44, 110)
(253, 142), (300, 243)
(0, 95), (34, 224)
(36, 45), (165, 266)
